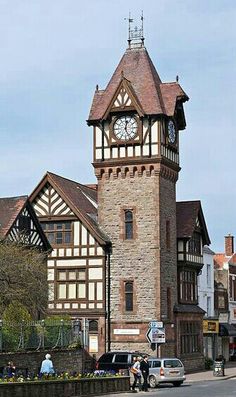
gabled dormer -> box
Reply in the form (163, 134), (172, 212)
(0, 196), (50, 251)
(177, 200), (210, 269)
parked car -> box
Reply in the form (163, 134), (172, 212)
(148, 357), (185, 388)
(96, 351), (144, 372)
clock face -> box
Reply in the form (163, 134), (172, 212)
(113, 116), (138, 141)
(168, 120), (176, 144)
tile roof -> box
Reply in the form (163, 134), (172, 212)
(88, 47), (188, 121)
(30, 172), (110, 246)
(176, 200), (210, 245)
(0, 196), (27, 238)
(214, 252), (236, 269)
(214, 253), (227, 269)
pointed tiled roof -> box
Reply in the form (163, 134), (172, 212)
(0, 196), (27, 238)
(88, 47), (188, 122)
(29, 172), (110, 246)
(176, 200), (210, 245)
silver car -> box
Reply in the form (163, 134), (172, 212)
(148, 357), (185, 388)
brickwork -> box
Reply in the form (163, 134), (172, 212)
(97, 163), (178, 352)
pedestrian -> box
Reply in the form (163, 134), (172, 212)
(40, 353), (55, 375)
(131, 356), (142, 392)
(140, 355), (149, 392)
(4, 361), (16, 377)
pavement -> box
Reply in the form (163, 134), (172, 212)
(185, 361), (236, 383)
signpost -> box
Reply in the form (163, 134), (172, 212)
(146, 320), (165, 345)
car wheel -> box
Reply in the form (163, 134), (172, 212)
(149, 375), (157, 388)
(172, 381), (183, 387)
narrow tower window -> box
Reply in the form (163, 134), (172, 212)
(125, 210), (133, 239)
(166, 220), (170, 249)
(125, 281), (133, 311)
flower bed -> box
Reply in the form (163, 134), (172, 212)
(0, 373), (130, 397)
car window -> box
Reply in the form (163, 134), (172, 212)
(164, 359), (182, 368)
(99, 354), (113, 363)
(114, 354), (128, 363)
(149, 360), (161, 368)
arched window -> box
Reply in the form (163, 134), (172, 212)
(125, 281), (133, 311)
(125, 210), (133, 240)
(89, 320), (98, 332)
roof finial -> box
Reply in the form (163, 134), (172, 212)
(176, 75), (179, 82)
(96, 84), (99, 91)
(125, 11), (145, 49)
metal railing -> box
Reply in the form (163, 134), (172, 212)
(0, 319), (82, 352)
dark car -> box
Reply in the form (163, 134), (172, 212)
(96, 351), (144, 372)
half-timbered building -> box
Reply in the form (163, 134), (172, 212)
(29, 172), (110, 356)
(0, 195), (50, 251)
(176, 201), (210, 370)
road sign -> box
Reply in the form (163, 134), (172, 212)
(149, 321), (163, 329)
(146, 327), (165, 344)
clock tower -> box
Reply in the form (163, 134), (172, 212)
(87, 25), (188, 354)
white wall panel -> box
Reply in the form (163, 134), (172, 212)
(89, 268), (103, 280)
(74, 222), (80, 245)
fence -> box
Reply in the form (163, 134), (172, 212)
(0, 319), (82, 352)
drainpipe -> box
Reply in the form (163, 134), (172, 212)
(107, 244), (112, 351)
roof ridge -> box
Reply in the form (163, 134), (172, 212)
(0, 195), (28, 201)
(47, 171), (96, 192)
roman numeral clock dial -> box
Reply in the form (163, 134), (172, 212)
(113, 116), (138, 141)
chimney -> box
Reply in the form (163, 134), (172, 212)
(225, 234), (234, 256)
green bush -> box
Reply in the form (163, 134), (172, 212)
(205, 357), (213, 370)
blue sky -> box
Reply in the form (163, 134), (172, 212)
(0, 0), (235, 252)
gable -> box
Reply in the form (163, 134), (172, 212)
(112, 86), (132, 109)
(7, 205), (48, 248)
(32, 183), (74, 217)
(103, 78), (144, 119)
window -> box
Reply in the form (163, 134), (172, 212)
(164, 359), (182, 368)
(18, 215), (31, 235)
(188, 232), (201, 254)
(179, 270), (197, 303)
(114, 354), (128, 363)
(89, 320), (98, 332)
(57, 269), (86, 300)
(152, 360), (161, 368)
(180, 321), (200, 354)
(41, 221), (72, 245)
(124, 210), (133, 240)
(229, 274), (236, 301)
(207, 264), (211, 287)
(125, 281), (133, 311)
(166, 220), (170, 249)
(207, 297), (211, 317)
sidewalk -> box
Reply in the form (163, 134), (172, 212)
(185, 361), (236, 383)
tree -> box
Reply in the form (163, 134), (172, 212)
(2, 301), (32, 351)
(0, 242), (48, 317)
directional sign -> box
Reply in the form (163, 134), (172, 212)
(146, 327), (166, 344)
(149, 321), (163, 329)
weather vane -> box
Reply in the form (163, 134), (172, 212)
(125, 11), (144, 48)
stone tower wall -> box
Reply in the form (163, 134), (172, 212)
(97, 164), (178, 353)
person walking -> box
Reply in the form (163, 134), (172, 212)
(131, 356), (142, 392)
(140, 355), (149, 392)
(40, 353), (55, 375)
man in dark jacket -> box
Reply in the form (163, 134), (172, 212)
(140, 355), (149, 392)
